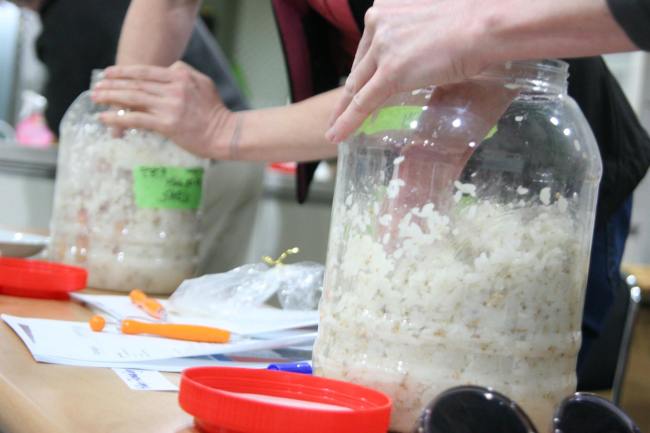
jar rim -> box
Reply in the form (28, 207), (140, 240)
(475, 59), (569, 93)
(506, 59), (568, 73)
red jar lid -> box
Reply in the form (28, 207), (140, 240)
(179, 367), (392, 433)
(0, 257), (87, 299)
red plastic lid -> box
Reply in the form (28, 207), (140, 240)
(0, 257), (87, 299)
(179, 367), (392, 433)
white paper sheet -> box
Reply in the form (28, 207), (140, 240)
(112, 368), (178, 391)
(71, 293), (319, 335)
(1, 314), (315, 372)
(3, 352), (305, 372)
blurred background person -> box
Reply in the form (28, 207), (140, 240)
(12, 0), (264, 274)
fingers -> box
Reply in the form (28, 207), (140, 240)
(345, 6), (376, 84)
(350, 21), (372, 72)
(93, 78), (167, 96)
(100, 110), (164, 133)
(346, 45), (380, 100)
(329, 46), (379, 127)
(328, 90), (354, 129)
(92, 89), (165, 110)
(326, 72), (393, 143)
(104, 64), (176, 83)
(327, 5), (397, 142)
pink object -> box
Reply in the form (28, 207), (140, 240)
(15, 113), (55, 148)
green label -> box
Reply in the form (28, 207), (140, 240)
(133, 166), (204, 210)
(484, 125), (498, 140)
(357, 106), (424, 136)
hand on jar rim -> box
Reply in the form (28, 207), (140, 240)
(92, 61), (237, 159)
(325, 0), (638, 144)
(325, 0), (487, 144)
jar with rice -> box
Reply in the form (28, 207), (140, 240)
(312, 60), (602, 432)
(48, 71), (206, 294)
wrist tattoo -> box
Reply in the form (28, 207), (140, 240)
(229, 113), (244, 160)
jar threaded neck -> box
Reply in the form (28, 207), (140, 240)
(477, 59), (569, 94)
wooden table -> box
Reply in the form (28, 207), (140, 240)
(0, 292), (198, 433)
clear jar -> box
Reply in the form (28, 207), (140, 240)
(312, 60), (602, 432)
(48, 71), (206, 294)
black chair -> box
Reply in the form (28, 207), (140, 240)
(577, 274), (642, 405)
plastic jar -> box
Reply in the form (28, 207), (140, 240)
(48, 71), (206, 294)
(312, 60), (602, 432)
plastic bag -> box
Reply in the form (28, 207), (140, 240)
(168, 249), (324, 317)
(272, 261), (324, 310)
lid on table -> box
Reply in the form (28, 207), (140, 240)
(0, 257), (87, 299)
(179, 367), (392, 433)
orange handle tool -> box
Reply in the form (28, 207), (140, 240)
(129, 289), (165, 320)
(121, 319), (231, 343)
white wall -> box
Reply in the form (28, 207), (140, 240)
(225, 0), (290, 108)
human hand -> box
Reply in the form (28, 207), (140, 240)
(92, 61), (238, 159)
(376, 80), (517, 245)
(389, 81), (517, 202)
(326, 0), (489, 143)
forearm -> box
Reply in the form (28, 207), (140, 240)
(116, 0), (200, 65)
(225, 89), (342, 162)
(328, 0), (645, 141)
(481, 0), (639, 65)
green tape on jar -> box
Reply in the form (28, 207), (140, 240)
(356, 106), (425, 136)
(132, 166), (204, 210)
(484, 125), (498, 140)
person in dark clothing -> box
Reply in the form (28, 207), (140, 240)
(608, 0), (650, 50)
(93, 0), (650, 383)
(19, 0), (247, 135)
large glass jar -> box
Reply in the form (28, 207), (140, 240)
(48, 72), (206, 294)
(313, 60), (602, 432)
